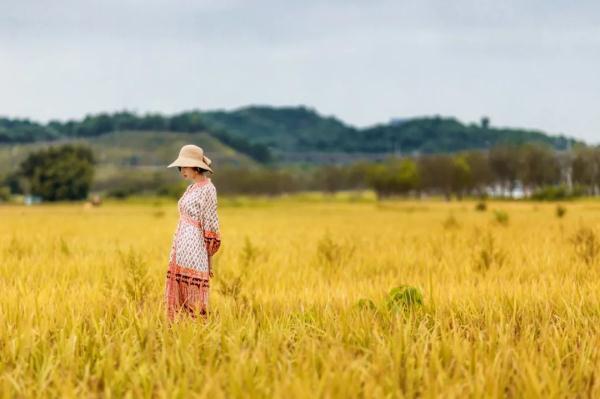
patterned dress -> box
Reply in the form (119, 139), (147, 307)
(164, 178), (221, 321)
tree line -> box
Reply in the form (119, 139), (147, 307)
(212, 143), (595, 199)
(3, 142), (599, 202)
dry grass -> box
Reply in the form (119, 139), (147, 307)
(1, 198), (600, 398)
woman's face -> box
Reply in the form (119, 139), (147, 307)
(179, 167), (197, 180)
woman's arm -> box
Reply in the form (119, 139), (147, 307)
(202, 185), (221, 260)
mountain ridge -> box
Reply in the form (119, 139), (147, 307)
(0, 105), (582, 164)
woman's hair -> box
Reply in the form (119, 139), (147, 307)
(196, 167), (211, 175)
(178, 166), (211, 175)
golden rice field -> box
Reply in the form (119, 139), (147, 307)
(1, 197), (600, 398)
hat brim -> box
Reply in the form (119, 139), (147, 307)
(167, 156), (213, 172)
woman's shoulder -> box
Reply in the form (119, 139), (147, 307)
(191, 178), (217, 193)
(205, 179), (217, 195)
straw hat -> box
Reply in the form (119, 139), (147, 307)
(167, 144), (213, 172)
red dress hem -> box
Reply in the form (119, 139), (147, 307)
(165, 263), (210, 322)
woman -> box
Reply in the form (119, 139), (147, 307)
(164, 144), (221, 321)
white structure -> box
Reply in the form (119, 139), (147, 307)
(24, 195), (42, 205)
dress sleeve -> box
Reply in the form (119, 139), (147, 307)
(202, 184), (221, 256)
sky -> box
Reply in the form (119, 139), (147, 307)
(1, 0), (599, 142)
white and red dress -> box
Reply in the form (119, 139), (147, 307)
(164, 178), (221, 321)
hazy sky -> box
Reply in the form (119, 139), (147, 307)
(1, 0), (599, 142)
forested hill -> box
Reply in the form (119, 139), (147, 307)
(0, 106), (580, 163)
(201, 107), (579, 154)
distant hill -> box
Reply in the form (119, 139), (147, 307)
(200, 106), (355, 152)
(0, 106), (581, 167)
(202, 106), (579, 157)
(0, 131), (258, 190)
(0, 112), (271, 163)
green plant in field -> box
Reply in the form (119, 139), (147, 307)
(473, 232), (506, 272)
(493, 210), (509, 226)
(356, 298), (377, 311)
(556, 204), (567, 218)
(570, 226), (600, 266)
(386, 285), (424, 311)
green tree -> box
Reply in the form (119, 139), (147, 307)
(489, 144), (519, 197)
(464, 150), (493, 197)
(366, 158), (419, 198)
(518, 143), (561, 193)
(572, 146), (600, 195)
(418, 154), (453, 200)
(19, 144), (95, 201)
(314, 165), (348, 194)
(451, 155), (472, 199)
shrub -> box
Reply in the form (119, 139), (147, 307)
(493, 210), (509, 226)
(556, 204), (567, 218)
(18, 144), (95, 201)
(475, 201), (487, 211)
(531, 185), (584, 201)
(386, 285), (424, 311)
